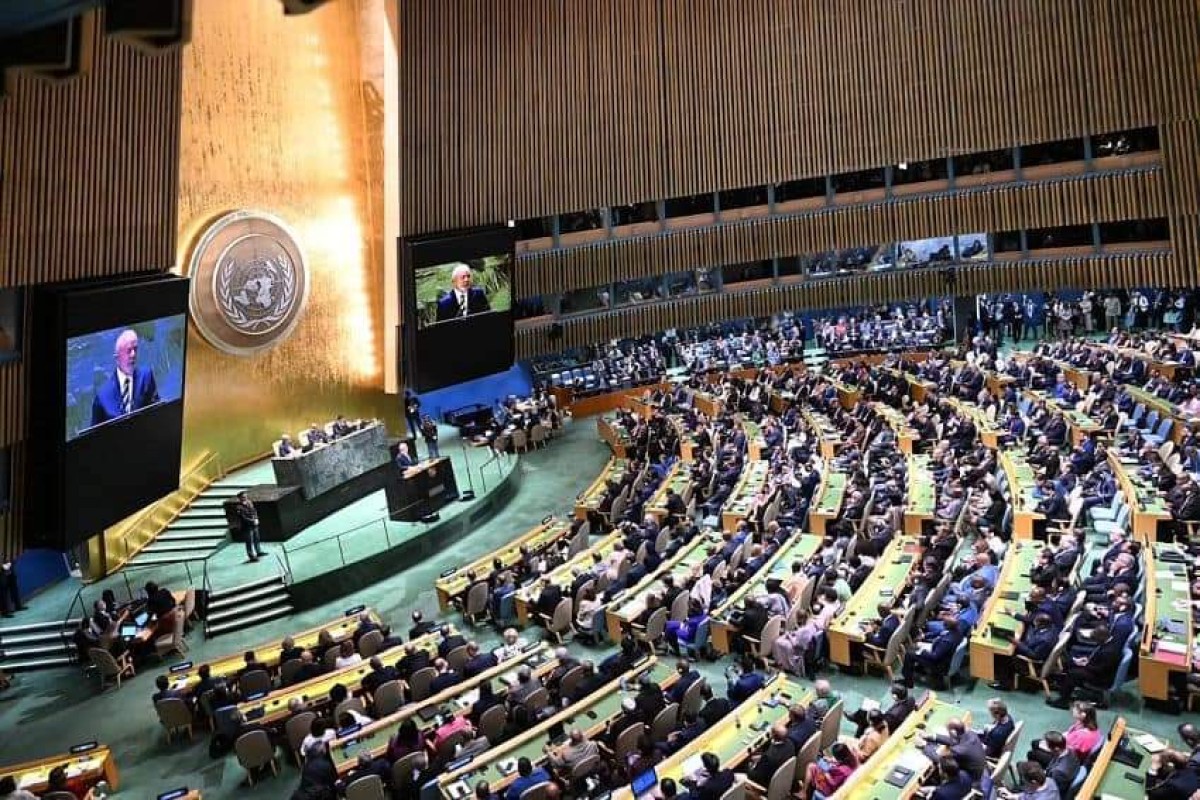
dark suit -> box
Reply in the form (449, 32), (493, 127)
(748, 739), (796, 786)
(695, 769), (736, 800)
(429, 670), (461, 694)
(435, 287), (491, 321)
(463, 652), (499, 679)
(91, 366), (159, 426)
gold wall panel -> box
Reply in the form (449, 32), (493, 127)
(177, 0), (397, 470)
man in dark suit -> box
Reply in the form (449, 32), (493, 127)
(435, 263), (492, 321)
(901, 619), (962, 688)
(748, 722), (796, 786)
(666, 659), (702, 704)
(698, 684), (732, 727)
(428, 659), (461, 694)
(90, 328), (160, 427)
(394, 443), (417, 469)
(437, 629), (467, 658)
(395, 644), (431, 681)
(361, 656), (399, 696)
(343, 752), (393, 792)
(1047, 623), (1124, 707)
(462, 642), (499, 678)
(407, 610), (438, 640)
(687, 753), (734, 800)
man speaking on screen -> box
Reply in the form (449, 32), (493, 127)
(91, 329), (160, 426)
(435, 263), (491, 321)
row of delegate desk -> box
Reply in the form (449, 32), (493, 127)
(828, 536), (923, 667)
(645, 461), (695, 522)
(604, 532), (722, 642)
(0, 744), (119, 798)
(574, 457), (629, 520)
(720, 460), (772, 532)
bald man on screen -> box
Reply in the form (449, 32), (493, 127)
(434, 263), (491, 321)
(90, 329), (160, 427)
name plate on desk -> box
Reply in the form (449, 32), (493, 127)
(272, 423), (389, 499)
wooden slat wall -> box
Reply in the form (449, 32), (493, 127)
(518, 169), (1168, 297)
(0, 9), (184, 557)
(516, 252), (1177, 359)
(398, 0), (1200, 233)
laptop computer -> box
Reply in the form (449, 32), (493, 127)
(119, 624), (138, 640)
(631, 768), (658, 799)
(134, 611), (149, 627)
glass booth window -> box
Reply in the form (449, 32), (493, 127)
(774, 176), (827, 204)
(891, 158), (949, 186)
(559, 209), (605, 234)
(0, 288), (22, 362)
(953, 149), (1014, 176)
(614, 276), (664, 306)
(664, 193), (715, 219)
(610, 202), (658, 227)
(560, 284), (611, 315)
(718, 185), (768, 211)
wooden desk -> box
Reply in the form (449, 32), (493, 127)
(1139, 543), (1195, 702)
(1000, 450), (1043, 539)
(721, 460), (771, 533)
(669, 415), (699, 462)
(236, 629), (446, 726)
(693, 390), (724, 418)
(802, 410), (842, 461)
(710, 535), (824, 654)
(1108, 450), (1171, 542)
(874, 402), (919, 455)
(944, 397), (1001, 450)
(574, 457), (628, 520)
(645, 462), (694, 522)
(831, 694), (966, 800)
(604, 534), (721, 642)
(1022, 388), (1101, 447)
(810, 468), (847, 536)
(436, 659), (671, 799)
(611, 678), (813, 800)
(833, 381), (861, 410)
(162, 608), (381, 694)
(564, 382), (670, 419)
(740, 416), (767, 461)
(969, 541), (1046, 682)
(597, 416), (630, 458)
(328, 644), (552, 773)
(435, 518), (574, 609)
(828, 536), (921, 666)
(1125, 385), (1197, 444)
(1081, 718), (1171, 799)
(904, 453), (935, 535)
(514, 532), (622, 625)
(0, 744), (119, 795)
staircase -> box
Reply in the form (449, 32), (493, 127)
(125, 480), (253, 568)
(0, 617), (81, 672)
(205, 573), (293, 638)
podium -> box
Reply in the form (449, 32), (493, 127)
(386, 456), (459, 521)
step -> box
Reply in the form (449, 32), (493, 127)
(206, 603), (294, 637)
(141, 541), (223, 555)
(208, 482), (255, 493)
(127, 553), (214, 567)
(1, 655), (74, 672)
(208, 574), (286, 601)
(176, 508), (229, 520)
(156, 530), (228, 543)
(0, 641), (73, 660)
(166, 518), (230, 531)
(0, 629), (74, 647)
(207, 581), (287, 612)
(206, 592), (291, 625)
(0, 617), (83, 636)
(191, 497), (232, 509)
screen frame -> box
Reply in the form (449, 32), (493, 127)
(400, 225), (516, 393)
(27, 272), (191, 550)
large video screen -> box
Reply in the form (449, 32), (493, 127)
(65, 314), (187, 441)
(401, 226), (516, 392)
(28, 274), (190, 550)
(413, 255), (512, 330)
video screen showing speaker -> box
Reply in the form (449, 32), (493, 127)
(28, 274), (190, 549)
(401, 226), (515, 392)
(65, 314), (187, 441)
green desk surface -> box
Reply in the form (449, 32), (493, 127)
(907, 454), (936, 516)
(831, 537), (921, 641)
(1094, 724), (1164, 799)
(874, 403), (918, 437)
(614, 677), (811, 799)
(1148, 543), (1193, 664)
(516, 532), (623, 602)
(944, 398), (1002, 437)
(163, 609), (379, 694)
(803, 410), (842, 441)
(609, 534), (722, 623)
(1112, 454), (1171, 516)
(436, 519), (573, 599)
(724, 461), (771, 518)
(836, 698), (962, 800)
(713, 535), (824, 623)
(647, 463), (694, 514)
(1001, 450), (1039, 511)
(816, 470), (847, 515)
(439, 660), (673, 799)
(329, 645), (552, 772)
(971, 541), (1045, 652)
(578, 459), (629, 507)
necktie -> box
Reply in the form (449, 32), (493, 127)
(458, 293), (468, 317)
(121, 375), (132, 414)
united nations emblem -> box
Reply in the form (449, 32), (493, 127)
(187, 211), (310, 355)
